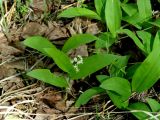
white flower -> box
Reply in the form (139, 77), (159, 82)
(74, 65), (79, 72)
(73, 57), (78, 62)
(71, 55), (83, 72)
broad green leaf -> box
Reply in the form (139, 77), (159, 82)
(122, 13), (143, 29)
(128, 102), (151, 120)
(105, 0), (122, 37)
(57, 7), (101, 20)
(137, 0), (152, 20)
(122, 0), (129, 3)
(44, 48), (75, 74)
(109, 56), (129, 77)
(96, 75), (109, 83)
(153, 31), (160, 50)
(95, 32), (116, 49)
(121, 3), (137, 16)
(62, 34), (99, 53)
(94, 0), (106, 21)
(136, 31), (152, 54)
(148, 19), (160, 28)
(27, 69), (68, 88)
(126, 63), (141, 79)
(75, 87), (105, 107)
(132, 48), (160, 92)
(23, 36), (56, 56)
(100, 77), (131, 101)
(70, 54), (119, 79)
(118, 29), (145, 53)
(107, 91), (129, 108)
(146, 98), (160, 112)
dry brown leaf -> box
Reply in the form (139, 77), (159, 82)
(7, 25), (22, 42)
(21, 22), (47, 38)
(55, 100), (67, 112)
(86, 23), (100, 35)
(31, 0), (52, 13)
(0, 66), (16, 79)
(5, 60), (25, 70)
(45, 21), (69, 40)
(47, 27), (68, 40)
(35, 101), (59, 120)
(0, 44), (22, 56)
(69, 45), (88, 58)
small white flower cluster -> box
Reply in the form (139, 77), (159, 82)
(152, 10), (159, 15)
(71, 55), (83, 72)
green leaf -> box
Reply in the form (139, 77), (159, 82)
(122, 0), (129, 3)
(121, 3), (137, 16)
(96, 75), (110, 83)
(95, 32), (116, 49)
(107, 91), (129, 108)
(109, 56), (129, 77)
(23, 36), (56, 56)
(100, 77), (131, 101)
(118, 29), (145, 53)
(62, 34), (99, 53)
(153, 31), (160, 50)
(44, 48), (75, 74)
(94, 0), (106, 21)
(57, 7), (101, 20)
(70, 54), (119, 79)
(122, 13), (143, 29)
(126, 63), (141, 79)
(137, 0), (152, 20)
(136, 31), (152, 54)
(105, 0), (122, 37)
(128, 102), (151, 120)
(132, 48), (160, 92)
(148, 18), (160, 28)
(75, 87), (105, 107)
(27, 69), (68, 88)
(146, 98), (160, 112)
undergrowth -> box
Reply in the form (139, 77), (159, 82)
(9, 0), (160, 119)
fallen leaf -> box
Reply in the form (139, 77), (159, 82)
(0, 44), (22, 56)
(5, 60), (25, 70)
(47, 27), (68, 40)
(55, 100), (67, 112)
(86, 23), (100, 35)
(69, 45), (88, 58)
(21, 22), (47, 38)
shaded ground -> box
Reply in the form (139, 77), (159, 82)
(0, 0), (160, 120)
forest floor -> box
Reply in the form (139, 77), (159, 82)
(0, 0), (160, 120)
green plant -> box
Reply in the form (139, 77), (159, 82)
(24, 35), (123, 88)
(23, 0), (160, 119)
(16, 0), (31, 16)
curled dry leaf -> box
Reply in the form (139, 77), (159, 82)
(45, 21), (69, 41)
